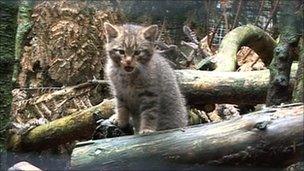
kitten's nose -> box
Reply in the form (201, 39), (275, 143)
(125, 56), (132, 65)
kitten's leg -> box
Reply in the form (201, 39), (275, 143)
(116, 106), (130, 127)
(110, 99), (130, 128)
(138, 94), (159, 134)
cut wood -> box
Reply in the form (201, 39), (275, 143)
(71, 103), (304, 170)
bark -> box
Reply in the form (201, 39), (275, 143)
(266, 0), (300, 106)
(70, 103), (304, 170)
(17, 1), (106, 87)
(292, 47), (304, 103)
(215, 24), (276, 71)
(12, 0), (33, 84)
(0, 0), (18, 152)
(178, 63), (297, 105)
(6, 99), (115, 152)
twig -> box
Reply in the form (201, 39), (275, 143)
(155, 41), (178, 54)
(241, 0), (265, 62)
(242, 0), (280, 67)
(15, 80), (109, 91)
(264, 0), (280, 30)
(180, 41), (198, 50)
(254, 0), (265, 26)
(16, 87), (62, 90)
(250, 56), (261, 68)
(241, 48), (253, 64)
(157, 19), (166, 42)
(222, 2), (230, 34)
(231, 0), (243, 29)
(204, 0), (211, 39)
(182, 25), (199, 44)
(208, 21), (222, 52)
(185, 50), (196, 67)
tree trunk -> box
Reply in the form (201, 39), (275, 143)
(70, 103), (304, 170)
(292, 45), (304, 103)
(12, 0), (33, 84)
(0, 0), (18, 152)
(266, 0), (300, 106)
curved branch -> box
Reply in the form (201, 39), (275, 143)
(215, 24), (276, 71)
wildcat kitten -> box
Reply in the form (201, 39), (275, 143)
(103, 22), (188, 134)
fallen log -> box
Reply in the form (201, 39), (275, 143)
(178, 62), (297, 105)
(6, 64), (298, 151)
(7, 99), (115, 151)
(71, 103), (304, 170)
(88, 63), (298, 106)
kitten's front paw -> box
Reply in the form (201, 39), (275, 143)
(109, 114), (119, 125)
(109, 114), (129, 128)
(139, 129), (155, 134)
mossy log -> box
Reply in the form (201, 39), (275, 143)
(215, 24), (276, 71)
(6, 99), (115, 152)
(70, 103), (304, 170)
(6, 64), (298, 152)
(178, 63), (297, 105)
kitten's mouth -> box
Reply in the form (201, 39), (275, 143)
(124, 66), (135, 72)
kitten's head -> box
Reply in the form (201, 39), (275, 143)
(103, 22), (158, 73)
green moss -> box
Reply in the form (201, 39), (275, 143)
(12, 0), (33, 83)
(0, 0), (18, 152)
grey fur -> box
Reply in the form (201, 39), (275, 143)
(104, 23), (188, 134)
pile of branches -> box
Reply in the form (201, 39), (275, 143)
(18, 0), (122, 87)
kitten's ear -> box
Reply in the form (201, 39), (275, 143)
(142, 25), (158, 42)
(104, 22), (119, 42)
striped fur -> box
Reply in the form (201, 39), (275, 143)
(104, 23), (188, 134)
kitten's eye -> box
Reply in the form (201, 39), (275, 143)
(134, 50), (141, 56)
(114, 49), (125, 55)
(118, 50), (125, 55)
